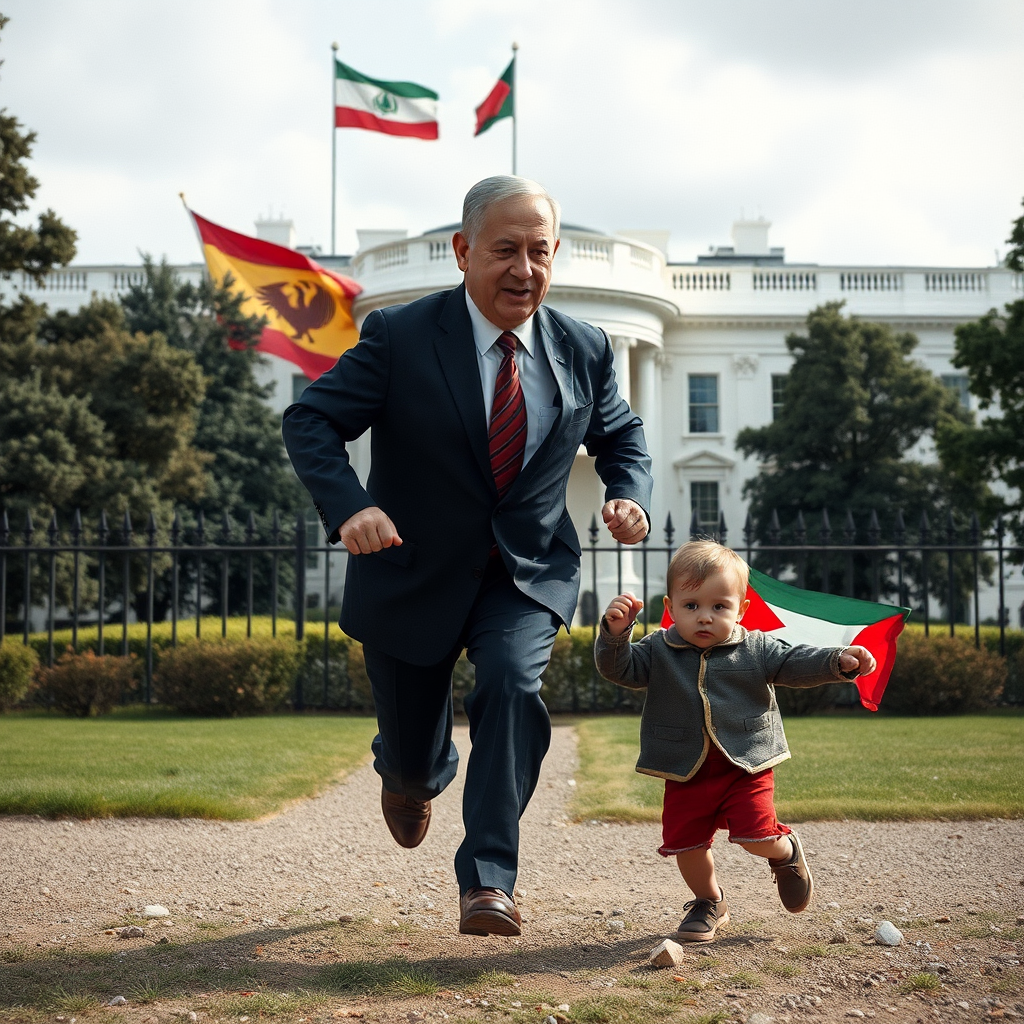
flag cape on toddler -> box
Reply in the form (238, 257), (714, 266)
(660, 568), (910, 711)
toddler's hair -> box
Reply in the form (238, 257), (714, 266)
(666, 540), (750, 596)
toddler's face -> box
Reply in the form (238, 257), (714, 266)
(663, 570), (750, 648)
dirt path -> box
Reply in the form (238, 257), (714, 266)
(1, 724), (1022, 1024)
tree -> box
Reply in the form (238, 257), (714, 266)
(0, 14), (208, 621)
(120, 258), (308, 614)
(937, 198), (1024, 553)
(736, 302), (989, 609)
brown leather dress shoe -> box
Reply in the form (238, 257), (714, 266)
(380, 787), (431, 849)
(459, 887), (522, 936)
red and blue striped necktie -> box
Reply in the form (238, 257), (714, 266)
(488, 331), (527, 498)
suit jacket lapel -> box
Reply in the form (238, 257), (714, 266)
(435, 285), (496, 492)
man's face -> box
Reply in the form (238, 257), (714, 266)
(452, 195), (559, 331)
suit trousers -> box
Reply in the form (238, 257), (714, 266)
(363, 555), (560, 897)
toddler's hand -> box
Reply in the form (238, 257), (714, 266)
(839, 645), (876, 676)
(603, 592), (643, 636)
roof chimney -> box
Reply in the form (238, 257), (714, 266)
(731, 218), (771, 256)
(254, 217), (297, 249)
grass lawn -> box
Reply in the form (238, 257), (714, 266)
(0, 709), (378, 819)
(573, 712), (1024, 822)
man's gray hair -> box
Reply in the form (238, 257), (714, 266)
(461, 176), (561, 243)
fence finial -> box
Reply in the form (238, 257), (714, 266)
(820, 508), (832, 543)
(47, 511), (59, 545)
(793, 509), (806, 545)
(688, 507), (700, 540)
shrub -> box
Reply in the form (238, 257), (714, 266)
(884, 632), (1007, 714)
(775, 682), (846, 717)
(155, 637), (300, 715)
(35, 648), (138, 716)
(0, 643), (38, 711)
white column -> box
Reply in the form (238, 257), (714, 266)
(611, 335), (635, 405)
(636, 344), (662, 540)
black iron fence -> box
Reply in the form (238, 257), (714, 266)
(2, 505), (1022, 708)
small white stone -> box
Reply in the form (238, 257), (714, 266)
(846, 1012), (865, 1019)
(607, 919), (625, 933)
(108, 996), (127, 1006)
(874, 921), (903, 946)
(747, 1014), (774, 1024)
(649, 938), (685, 967)
(141, 905), (170, 919)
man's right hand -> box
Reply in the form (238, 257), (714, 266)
(338, 506), (403, 555)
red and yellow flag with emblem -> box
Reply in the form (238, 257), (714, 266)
(188, 209), (362, 380)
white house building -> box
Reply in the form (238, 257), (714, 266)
(5, 216), (1021, 623)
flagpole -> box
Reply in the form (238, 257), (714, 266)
(511, 41), (518, 176)
(331, 41), (338, 255)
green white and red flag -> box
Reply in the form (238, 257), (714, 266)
(661, 567), (910, 711)
(474, 58), (514, 136)
(334, 59), (438, 139)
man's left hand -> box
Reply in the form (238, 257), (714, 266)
(602, 499), (649, 545)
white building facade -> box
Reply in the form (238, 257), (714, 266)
(5, 217), (1021, 622)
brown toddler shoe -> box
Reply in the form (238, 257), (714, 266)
(769, 830), (813, 913)
(674, 890), (729, 942)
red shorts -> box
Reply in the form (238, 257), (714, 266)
(658, 743), (791, 856)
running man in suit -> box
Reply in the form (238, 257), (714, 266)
(282, 176), (652, 936)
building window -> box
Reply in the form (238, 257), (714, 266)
(688, 374), (719, 433)
(940, 373), (970, 411)
(690, 482), (720, 536)
(292, 373), (313, 403)
(771, 374), (788, 421)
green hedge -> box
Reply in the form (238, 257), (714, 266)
(0, 642), (38, 711)
(12, 617), (1024, 716)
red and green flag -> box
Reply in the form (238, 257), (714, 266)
(661, 567), (910, 712)
(474, 58), (514, 136)
(334, 59), (439, 139)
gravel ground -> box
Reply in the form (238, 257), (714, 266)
(1, 723), (1022, 1024)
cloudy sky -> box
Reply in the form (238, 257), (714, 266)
(3, 0), (1023, 268)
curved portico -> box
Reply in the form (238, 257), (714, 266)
(349, 224), (678, 619)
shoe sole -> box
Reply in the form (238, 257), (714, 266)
(459, 910), (522, 937)
(779, 832), (813, 914)
(674, 910), (729, 942)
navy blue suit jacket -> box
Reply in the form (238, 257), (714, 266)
(282, 284), (652, 665)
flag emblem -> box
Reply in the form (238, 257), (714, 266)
(373, 90), (399, 115)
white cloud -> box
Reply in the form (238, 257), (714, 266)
(2, 0), (1021, 267)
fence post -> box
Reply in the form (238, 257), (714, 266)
(997, 515), (1005, 657)
(946, 509), (956, 637)
(71, 509), (82, 653)
(22, 510), (33, 646)
(170, 511), (180, 647)
(793, 510), (807, 590)
(145, 512), (156, 702)
(970, 512), (980, 648)
(819, 509), (831, 595)
(97, 510), (108, 655)
(843, 509), (855, 597)
(0, 509), (8, 646)
(920, 511), (931, 636)
(46, 512), (58, 667)
(294, 512), (306, 712)
(121, 510), (132, 658)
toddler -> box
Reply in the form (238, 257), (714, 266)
(594, 540), (875, 941)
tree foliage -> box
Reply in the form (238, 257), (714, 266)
(736, 302), (989, 607)
(937, 197), (1024, 551)
(0, 14), (76, 282)
(120, 258), (307, 614)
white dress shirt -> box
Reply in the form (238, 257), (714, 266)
(465, 290), (559, 467)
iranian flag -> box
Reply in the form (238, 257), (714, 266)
(661, 567), (910, 712)
(335, 59), (438, 139)
(474, 58), (514, 136)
